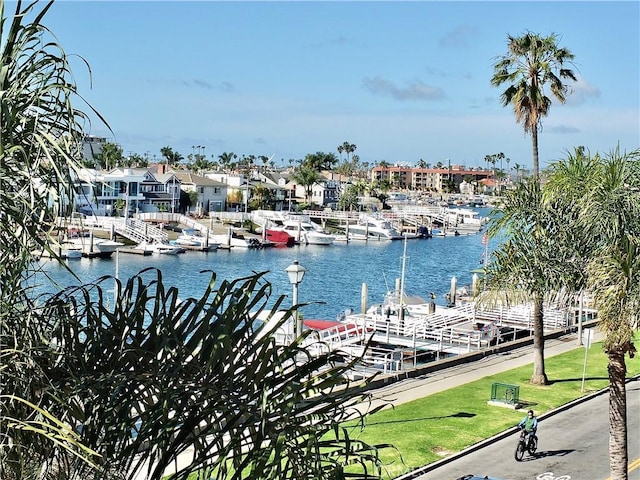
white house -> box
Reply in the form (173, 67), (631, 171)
(173, 172), (228, 214)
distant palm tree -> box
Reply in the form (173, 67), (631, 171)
(97, 142), (123, 169)
(290, 165), (320, 203)
(218, 151), (236, 172)
(342, 141), (357, 163)
(160, 146), (184, 166)
(491, 32), (576, 177)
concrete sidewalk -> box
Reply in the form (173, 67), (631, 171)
(359, 328), (602, 413)
(357, 328), (605, 479)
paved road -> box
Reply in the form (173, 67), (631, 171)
(405, 376), (640, 480)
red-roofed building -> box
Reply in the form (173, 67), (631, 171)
(371, 165), (494, 193)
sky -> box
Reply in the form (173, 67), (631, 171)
(34, 1), (640, 170)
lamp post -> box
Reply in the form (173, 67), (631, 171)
(285, 260), (306, 337)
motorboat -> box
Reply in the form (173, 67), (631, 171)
(264, 229), (295, 247)
(36, 241), (83, 259)
(172, 228), (219, 248)
(276, 219), (335, 245)
(135, 241), (184, 255)
(282, 220), (335, 245)
(64, 236), (124, 258)
(210, 228), (262, 249)
(63, 244), (83, 259)
(342, 214), (405, 241)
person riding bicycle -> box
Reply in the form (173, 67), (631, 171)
(518, 409), (538, 438)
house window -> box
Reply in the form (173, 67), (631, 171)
(198, 187), (204, 194)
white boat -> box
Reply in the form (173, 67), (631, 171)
(172, 228), (219, 250)
(276, 219), (335, 245)
(64, 236), (124, 258)
(135, 241), (184, 255)
(37, 241), (83, 259)
(442, 207), (486, 232)
(64, 244), (83, 259)
(174, 228), (206, 246)
(342, 214), (405, 241)
(210, 228), (262, 249)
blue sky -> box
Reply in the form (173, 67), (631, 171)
(41, 1), (639, 170)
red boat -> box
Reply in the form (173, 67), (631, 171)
(303, 319), (342, 331)
(265, 229), (295, 247)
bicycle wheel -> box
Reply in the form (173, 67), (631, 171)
(514, 441), (526, 461)
(528, 435), (538, 454)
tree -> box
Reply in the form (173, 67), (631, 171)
(491, 31), (576, 177)
(1, 0), (105, 474)
(546, 147), (640, 480)
(95, 141), (123, 170)
(218, 151), (237, 172)
(130, 152), (147, 167)
(370, 179), (392, 209)
(290, 165), (320, 203)
(481, 177), (586, 385)
(249, 183), (275, 210)
(1, 2), (390, 478)
(341, 141), (357, 163)
(338, 184), (360, 211)
(302, 151), (338, 172)
(39, 269), (387, 480)
(160, 146), (184, 166)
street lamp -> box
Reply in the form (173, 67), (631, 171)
(285, 260), (306, 337)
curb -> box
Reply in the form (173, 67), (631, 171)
(394, 374), (640, 480)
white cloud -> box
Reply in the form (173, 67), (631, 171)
(565, 73), (601, 106)
(362, 76), (445, 102)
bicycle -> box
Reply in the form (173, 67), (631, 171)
(514, 425), (538, 461)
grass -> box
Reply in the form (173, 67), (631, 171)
(347, 336), (640, 479)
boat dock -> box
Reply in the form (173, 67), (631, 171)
(303, 300), (587, 377)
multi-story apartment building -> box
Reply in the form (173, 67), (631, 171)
(371, 165), (494, 193)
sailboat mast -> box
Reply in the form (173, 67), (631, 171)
(399, 235), (408, 322)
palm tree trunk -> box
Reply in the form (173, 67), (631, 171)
(608, 347), (628, 480)
(530, 293), (548, 385)
(531, 127), (540, 177)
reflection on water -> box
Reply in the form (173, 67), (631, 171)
(33, 228), (492, 321)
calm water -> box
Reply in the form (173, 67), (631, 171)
(33, 222), (493, 321)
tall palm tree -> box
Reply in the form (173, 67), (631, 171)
(482, 177), (587, 385)
(342, 141), (356, 163)
(491, 31), (576, 177)
(547, 147), (640, 480)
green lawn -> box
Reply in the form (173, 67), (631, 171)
(348, 337), (640, 479)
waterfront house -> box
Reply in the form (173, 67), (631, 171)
(172, 171), (228, 214)
(75, 167), (147, 217)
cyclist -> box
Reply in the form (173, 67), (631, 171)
(518, 409), (538, 439)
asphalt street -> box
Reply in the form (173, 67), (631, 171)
(402, 376), (640, 480)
